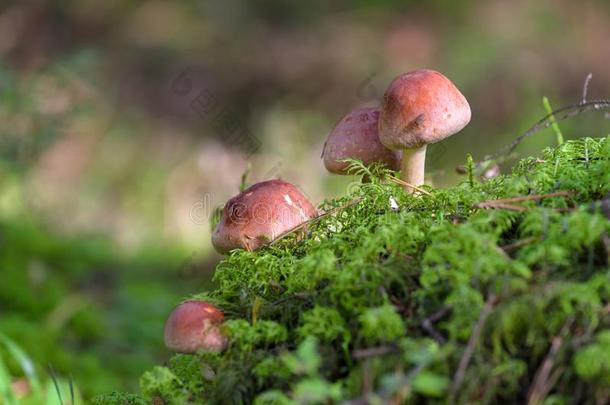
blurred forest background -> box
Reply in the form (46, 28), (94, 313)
(1, 0), (609, 400)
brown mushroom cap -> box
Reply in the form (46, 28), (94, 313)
(164, 301), (227, 354)
(212, 179), (316, 254)
(322, 107), (401, 174)
(378, 69), (471, 150)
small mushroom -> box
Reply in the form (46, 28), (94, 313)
(212, 179), (316, 254)
(11, 379), (31, 398)
(164, 300), (227, 354)
(322, 107), (401, 176)
(378, 69), (471, 191)
(481, 164), (501, 181)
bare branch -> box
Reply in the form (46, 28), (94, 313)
(582, 73), (593, 104)
(476, 99), (610, 168)
(387, 176), (432, 196)
(501, 237), (538, 252)
(421, 307), (451, 344)
(475, 190), (575, 212)
(476, 190), (575, 208)
(526, 318), (573, 405)
(449, 294), (497, 400)
(352, 345), (399, 360)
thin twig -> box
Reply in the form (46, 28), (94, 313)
(421, 307), (451, 344)
(449, 294), (497, 400)
(601, 233), (610, 266)
(268, 197), (363, 246)
(387, 176), (432, 196)
(478, 191), (610, 214)
(362, 359), (373, 397)
(476, 190), (575, 208)
(476, 203), (529, 212)
(526, 318), (574, 405)
(475, 191), (575, 211)
(340, 362), (427, 405)
(582, 73), (593, 104)
(587, 194), (610, 219)
(270, 292), (310, 306)
(476, 99), (610, 168)
(475, 191), (575, 212)
(501, 237), (538, 252)
(353, 345), (400, 360)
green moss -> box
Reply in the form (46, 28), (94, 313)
(359, 304), (405, 344)
(0, 217), (200, 398)
(91, 392), (146, 405)
(139, 366), (189, 404)
(297, 306), (348, 344)
(574, 330), (610, 384)
(98, 136), (610, 404)
(225, 320), (289, 353)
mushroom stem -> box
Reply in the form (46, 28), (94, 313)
(400, 145), (427, 191)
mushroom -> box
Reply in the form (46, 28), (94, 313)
(322, 107), (401, 177)
(212, 179), (316, 254)
(378, 69), (471, 191)
(164, 300), (227, 353)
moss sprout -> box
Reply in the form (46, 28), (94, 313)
(96, 136), (610, 404)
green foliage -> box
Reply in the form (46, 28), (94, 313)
(224, 320), (289, 353)
(542, 96), (564, 146)
(297, 306), (348, 343)
(92, 392), (146, 405)
(0, 217), (204, 398)
(0, 333), (84, 404)
(100, 137), (610, 403)
(359, 304), (405, 344)
(281, 337), (321, 376)
(574, 331), (610, 384)
(140, 366), (188, 404)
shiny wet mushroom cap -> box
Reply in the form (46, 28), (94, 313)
(212, 179), (316, 254)
(164, 301), (227, 354)
(322, 107), (401, 174)
(378, 69), (471, 191)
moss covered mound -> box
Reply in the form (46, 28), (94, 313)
(96, 137), (610, 404)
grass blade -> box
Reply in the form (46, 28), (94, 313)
(542, 96), (564, 146)
(0, 354), (18, 405)
(48, 365), (64, 405)
(0, 332), (43, 399)
(69, 374), (75, 405)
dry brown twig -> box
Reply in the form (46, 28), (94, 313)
(602, 233), (610, 264)
(269, 197), (363, 246)
(475, 98), (610, 168)
(526, 318), (574, 405)
(352, 345), (400, 360)
(478, 203), (529, 212)
(387, 176), (432, 196)
(501, 236), (539, 252)
(588, 194), (610, 219)
(421, 307), (451, 344)
(340, 362), (427, 405)
(475, 190), (575, 211)
(449, 294), (497, 401)
(582, 73), (593, 104)
(270, 292), (310, 307)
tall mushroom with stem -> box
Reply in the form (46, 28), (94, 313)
(378, 69), (471, 192)
(322, 107), (401, 180)
(212, 179), (316, 254)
